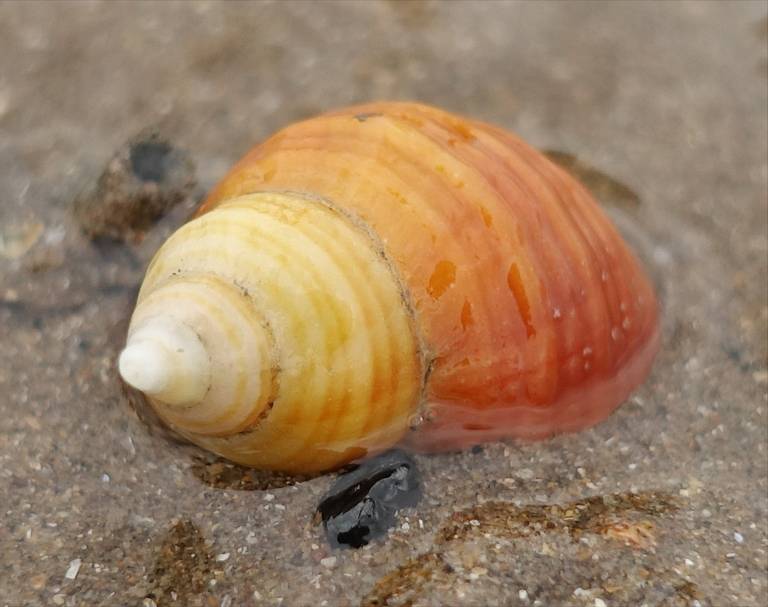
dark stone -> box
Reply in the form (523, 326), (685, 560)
(317, 450), (421, 549)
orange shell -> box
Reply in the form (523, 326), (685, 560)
(200, 102), (660, 453)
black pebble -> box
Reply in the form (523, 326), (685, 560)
(316, 450), (421, 549)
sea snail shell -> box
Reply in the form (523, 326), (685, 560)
(119, 102), (659, 473)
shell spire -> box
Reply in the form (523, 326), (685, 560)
(119, 316), (210, 406)
(119, 270), (276, 439)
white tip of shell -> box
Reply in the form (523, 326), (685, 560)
(118, 316), (210, 407)
(119, 342), (172, 395)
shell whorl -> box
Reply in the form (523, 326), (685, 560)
(120, 192), (424, 472)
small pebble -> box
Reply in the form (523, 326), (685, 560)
(216, 552), (230, 562)
(519, 589), (529, 600)
(0, 221), (44, 259)
(734, 532), (744, 543)
(64, 558), (81, 580)
(594, 599), (607, 607)
(52, 596), (66, 606)
(320, 556), (337, 568)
